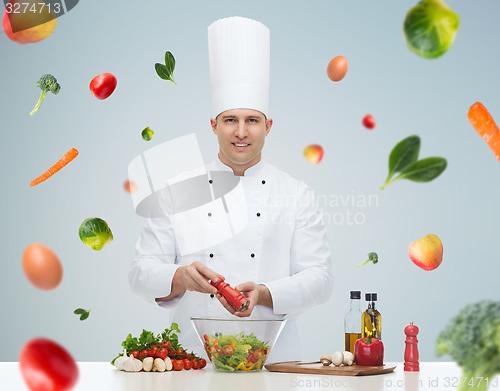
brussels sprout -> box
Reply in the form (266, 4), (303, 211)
(78, 217), (113, 251)
(141, 127), (154, 141)
(404, 0), (460, 59)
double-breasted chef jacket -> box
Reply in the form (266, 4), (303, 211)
(129, 156), (333, 363)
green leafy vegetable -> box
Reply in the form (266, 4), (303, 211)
(155, 51), (177, 84)
(111, 323), (184, 365)
(73, 308), (91, 321)
(380, 135), (447, 190)
(357, 252), (379, 267)
(436, 300), (500, 391)
(141, 126), (154, 141)
(30, 74), (61, 116)
(404, 0), (460, 59)
(78, 217), (113, 251)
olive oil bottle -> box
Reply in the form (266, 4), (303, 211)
(344, 290), (363, 353)
(361, 293), (381, 340)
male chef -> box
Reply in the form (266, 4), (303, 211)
(129, 16), (333, 362)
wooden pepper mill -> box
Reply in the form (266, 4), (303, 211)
(404, 322), (419, 371)
(210, 276), (250, 312)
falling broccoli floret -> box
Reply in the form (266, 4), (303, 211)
(30, 74), (60, 116)
(357, 252), (379, 267)
(436, 300), (500, 391)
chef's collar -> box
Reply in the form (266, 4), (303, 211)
(214, 154), (266, 177)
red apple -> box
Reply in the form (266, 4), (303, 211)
(408, 234), (443, 271)
(303, 144), (324, 165)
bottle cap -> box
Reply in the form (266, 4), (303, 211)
(365, 293), (377, 301)
(350, 291), (361, 299)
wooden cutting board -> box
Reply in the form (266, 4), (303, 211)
(265, 361), (396, 376)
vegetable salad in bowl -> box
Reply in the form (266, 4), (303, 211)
(191, 318), (286, 372)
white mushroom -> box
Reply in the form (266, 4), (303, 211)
(154, 358), (166, 372)
(142, 357), (154, 372)
(164, 357), (173, 371)
(343, 351), (354, 366)
(331, 351), (344, 366)
(320, 355), (332, 366)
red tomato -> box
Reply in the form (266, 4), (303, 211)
(176, 348), (187, 358)
(139, 350), (147, 358)
(130, 350), (140, 359)
(148, 347), (158, 358)
(157, 348), (168, 360)
(199, 358), (207, 369)
(192, 360), (201, 370)
(19, 338), (78, 391)
(183, 359), (193, 370)
(173, 359), (184, 371)
(89, 73), (117, 100)
(165, 341), (172, 348)
(362, 114), (376, 129)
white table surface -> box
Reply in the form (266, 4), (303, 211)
(2, 362), (499, 390)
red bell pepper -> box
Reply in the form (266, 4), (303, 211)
(354, 335), (384, 366)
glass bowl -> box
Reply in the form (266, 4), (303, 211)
(190, 317), (286, 372)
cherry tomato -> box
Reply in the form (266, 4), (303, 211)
(19, 338), (79, 391)
(253, 348), (264, 360)
(192, 360), (201, 370)
(89, 72), (117, 100)
(173, 359), (184, 371)
(183, 359), (193, 370)
(199, 358), (207, 369)
(139, 350), (147, 358)
(176, 348), (187, 359)
(130, 350), (140, 359)
(362, 114), (376, 129)
(157, 347), (168, 360)
(165, 341), (172, 348)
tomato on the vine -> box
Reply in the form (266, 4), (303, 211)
(199, 358), (207, 368)
(183, 359), (193, 370)
(192, 360), (201, 370)
(139, 350), (147, 358)
(130, 350), (140, 359)
(157, 348), (168, 360)
(173, 359), (184, 371)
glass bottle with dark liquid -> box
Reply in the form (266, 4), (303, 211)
(344, 290), (362, 353)
(362, 293), (382, 340)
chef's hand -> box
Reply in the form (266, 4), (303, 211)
(156, 261), (221, 302)
(216, 282), (273, 317)
(178, 261), (222, 294)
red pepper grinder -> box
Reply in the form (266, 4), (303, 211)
(404, 322), (419, 371)
(210, 276), (250, 312)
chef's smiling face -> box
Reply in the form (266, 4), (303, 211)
(211, 108), (273, 176)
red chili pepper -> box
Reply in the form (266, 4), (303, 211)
(89, 72), (117, 100)
(354, 336), (384, 366)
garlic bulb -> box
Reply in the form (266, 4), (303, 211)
(123, 354), (143, 372)
(114, 349), (128, 371)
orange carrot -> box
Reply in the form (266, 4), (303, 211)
(468, 102), (500, 163)
(30, 148), (79, 187)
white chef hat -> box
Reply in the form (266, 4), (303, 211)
(208, 16), (270, 118)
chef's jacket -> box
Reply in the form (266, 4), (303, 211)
(129, 157), (333, 362)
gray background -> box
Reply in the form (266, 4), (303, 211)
(1, 0), (499, 363)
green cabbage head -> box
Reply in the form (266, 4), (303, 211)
(404, 0), (460, 59)
(79, 217), (113, 251)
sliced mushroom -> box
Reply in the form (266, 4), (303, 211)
(164, 357), (173, 371)
(142, 357), (154, 372)
(154, 358), (166, 372)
